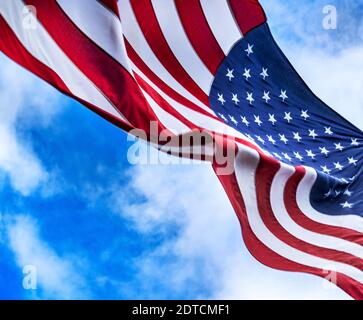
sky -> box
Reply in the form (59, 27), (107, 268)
(0, 0), (363, 300)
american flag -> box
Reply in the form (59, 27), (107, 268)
(1, 0), (362, 299)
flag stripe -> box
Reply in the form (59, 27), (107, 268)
(270, 163), (363, 259)
(286, 167), (363, 245)
(129, 0), (210, 106)
(228, 0), (267, 35)
(132, 63), (251, 142)
(174, 0), (225, 74)
(57, 0), (132, 73)
(118, 0), (213, 114)
(256, 159), (363, 270)
(234, 146), (363, 284)
(135, 73), (198, 131)
(151, 0), (214, 94)
(25, 0), (162, 133)
(297, 167), (363, 234)
(0, 0), (127, 123)
(98, 0), (120, 16)
(0, 15), (133, 133)
(200, 0), (242, 55)
(125, 40), (216, 118)
(214, 160), (363, 299)
(140, 88), (190, 135)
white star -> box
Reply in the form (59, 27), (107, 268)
(344, 189), (353, 197)
(246, 92), (255, 105)
(245, 43), (254, 56)
(262, 91), (271, 103)
(218, 93), (226, 105)
(254, 115), (262, 126)
(306, 150), (316, 159)
(260, 67), (269, 80)
(293, 132), (302, 143)
(232, 93), (240, 105)
(267, 135), (276, 145)
(284, 112), (293, 123)
(341, 201), (353, 209)
(319, 147), (329, 157)
(351, 138), (360, 146)
(282, 153), (292, 161)
(226, 68), (234, 81)
(334, 143), (344, 151)
(294, 152), (303, 161)
(243, 68), (251, 81)
(268, 114), (277, 125)
(241, 116), (250, 126)
(301, 110), (310, 120)
(335, 190), (341, 196)
(324, 189), (332, 198)
(324, 127), (333, 135)
(279, 134), (288, 144)
(348, 157), (358, 166)
(279, 90), (288, 102)
(334, 162), (344, 171)
(256, 135), (265, 144)
(321, 165), (331, 174)
(229, 115), (238, 125)
(218, 113), (227, 122)
(308, 129), (318, 139)
(273, 153), (282, 160)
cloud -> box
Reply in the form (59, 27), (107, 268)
(4, 214), (89, 299)
(0, 54), (61, 195)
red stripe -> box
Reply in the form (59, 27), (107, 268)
(25, 0), (165, 134)
(175, 0), (225, 74)
(213, 158), (363, 300)
(129, 0), (210, 106)
(285, 167), (363, 245)
(135, 73), (199, 130)
(0, 15), (133, 134)
(229, 0), (267, 35)
(125, 40), (218, 120)
(256, 155), (363, 271)
(98, 0), (120, 16)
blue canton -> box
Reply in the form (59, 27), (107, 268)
(209, 23), (363, 217)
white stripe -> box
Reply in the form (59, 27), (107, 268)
(151, 0), (214, 94)
(234, 145), (363, 284)
(118, 0), (214, 115)
(57, 0), (132, 74)
(140, 89), (190, 135)
(271, 164), (363, 259)
(0, 0), (128, 123)
(297, 166), (363, 233)
(200, 0), (242, 55)
(132, 63), (251, 142)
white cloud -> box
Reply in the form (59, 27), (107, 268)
(5, 214), (89, 299)
(0, 54), (61, 195)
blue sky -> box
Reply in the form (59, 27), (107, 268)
(0, 0), (363, 300)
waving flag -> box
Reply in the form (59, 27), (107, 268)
(1, 0), (362, 299)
